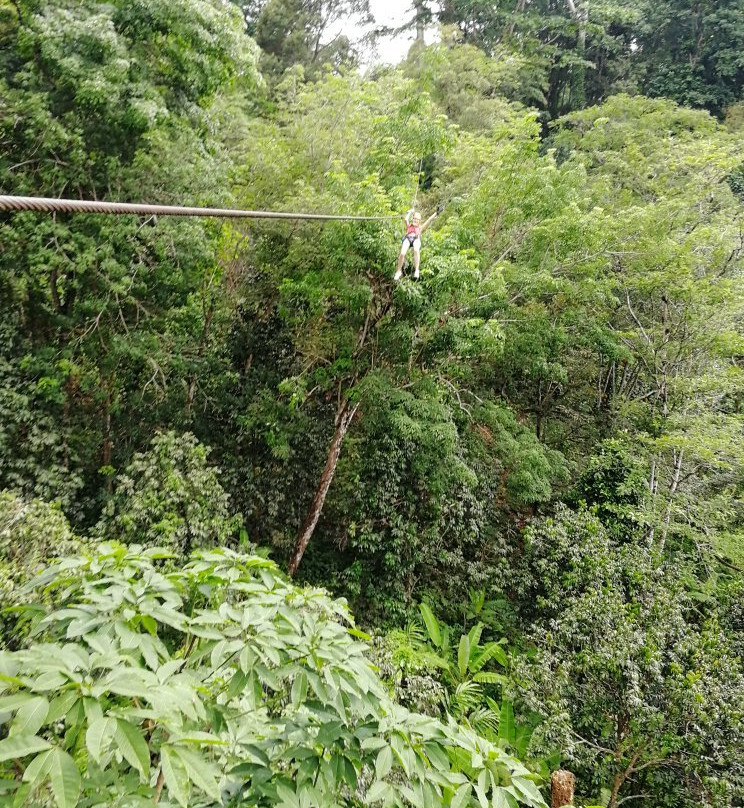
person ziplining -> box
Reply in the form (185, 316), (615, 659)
(394, 205), (442, 281)
(0, 196), (448, 286)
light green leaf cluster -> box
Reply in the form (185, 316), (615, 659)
(0, 491), (84, 646)
(0, 544), (546, 808)
(95, 431), (241, 556)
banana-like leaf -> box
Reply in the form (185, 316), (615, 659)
(419, 603), (442, 648)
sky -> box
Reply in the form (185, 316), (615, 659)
(340, 0), (441, 68)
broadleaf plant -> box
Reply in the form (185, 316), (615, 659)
(0, 544), (547, 808)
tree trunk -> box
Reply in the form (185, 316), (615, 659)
(287, 399), (360, 577)
(102, 384), (114, 493)
(565, 0), (588, 108)
(185, 298), (214, 422)
(607, 747), (641, 808)
(608, 769), (624, 808)
(658, 448), (684, 552)
(413, 0), (426, 44)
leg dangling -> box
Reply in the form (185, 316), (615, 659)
(395, 239), (410, 281)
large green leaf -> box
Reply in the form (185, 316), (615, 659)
(451, 783), (471, 808)
(471, 643), (508, 673)
(467, 623), (484, 655)
(0, 733), (51, 762)
(366, 779), (391, 803)
(499, 702), (516, 746)
(419, 603), (442, 648)
(492, 787), (519, 808)
(46, 692), (78, 724)
(291, 671), (308, 708)
(47, 748), (81, 808)
(458, 635), (471, 678)
(86, 717), (116, 764)
(473, 672), (508, 686)
(160, 745), (189, 808)
(172, 746), (222, 801)
(9, 697), (49, 737)
(114, 719), (150, 780)
(375, 745), (393, 779)
(0, 693), (34, 714)
(511, 777), (545, 807)
(22, 749), (53, 792)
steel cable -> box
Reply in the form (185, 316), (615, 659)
(0, 195), (398, 222)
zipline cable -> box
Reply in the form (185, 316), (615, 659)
(0, 195), (399, 222)
(411, 156), (424, 212)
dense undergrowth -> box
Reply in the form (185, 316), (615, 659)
(0, 0), (742, 805)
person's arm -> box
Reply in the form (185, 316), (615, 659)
(421, 203), (445, 233)
(405, 209), (414, 226)
(420, 211), (438, 233)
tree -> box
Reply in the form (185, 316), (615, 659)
(0, 543), (549, 808)
(222, 72), (565, 582)
(0, 491), (83, 647)
(95, 431), (241, 556)
(634, 0), (744, 117)
(438, 0), (639, 117)
(550, 96), (744, 557)
(252, 0), (370, 82)
(404, 29), (548, 128)
(0, 0), (257, 522)
(513, 506), (744, 808)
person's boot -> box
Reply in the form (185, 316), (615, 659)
(394, 269), (403, 281)
(413, 269), (420, 281)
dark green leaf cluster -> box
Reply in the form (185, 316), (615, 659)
(512, 506), (744, 807)
(0, 1), (743, 806)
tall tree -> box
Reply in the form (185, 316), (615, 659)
(222, 72), (565, 585)
(634, 0), (744, 117)
(252, 0), (371, 81)
(438, 0), (637, 117)
(514, 506), (744, 808)
(0, 0), (257, 518)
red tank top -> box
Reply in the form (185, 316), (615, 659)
(406, 223), (422, 238)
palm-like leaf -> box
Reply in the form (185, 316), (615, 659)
(466, 706), (501, 739)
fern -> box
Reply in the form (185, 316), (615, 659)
(449, 680), (484, 715)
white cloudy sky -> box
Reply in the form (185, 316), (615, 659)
(339, 0), (441, 67)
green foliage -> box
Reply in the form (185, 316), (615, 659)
(376, 601), (552, 779)
(1, 2), (743, 806)
(0, 0), (257, 521)
(0, 544), (547, 808)
(404, 29), (548, 127)
(96, 431), (241, 556)
(438, 0), (638, 117)
(634, 0), (744, 117)
(0, 354), (84, 513)
(0, 492), (78, 574)
(223, 68), (566, 591)
(513, 506), (744, 807)
(0, 491), (83, 647)
(570, 440), (648, 540)
(253, 0), (369, 82)
(438, 0), (743, 119)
